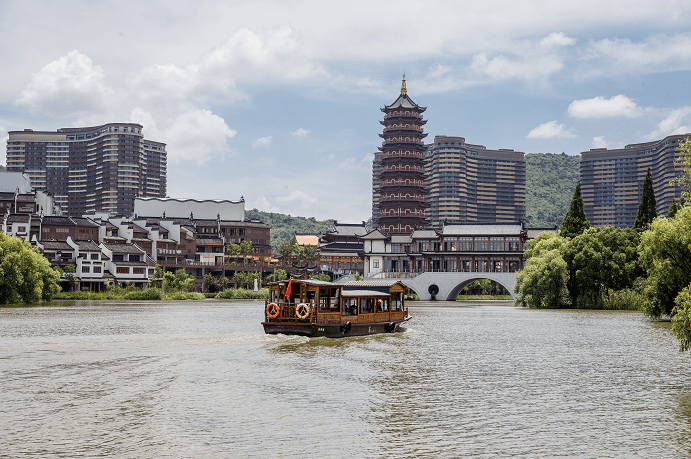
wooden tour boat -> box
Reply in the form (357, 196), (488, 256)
(263, 279), (411, 337)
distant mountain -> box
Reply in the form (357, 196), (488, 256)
(245, 209), (335, 250)
(525, 153), (580, 228)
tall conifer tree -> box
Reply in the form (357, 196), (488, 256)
(634, 167), (657, 229)
(559, 180), (590, 238)
(668, 198), (679, 218)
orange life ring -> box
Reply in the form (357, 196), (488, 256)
(266, 303), (280, 319)
(295, 303), (311, 320)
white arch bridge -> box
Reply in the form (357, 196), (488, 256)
(376, 272), (518, 301)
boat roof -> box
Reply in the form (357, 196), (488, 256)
(268, 279), (335, 287)
(341, 289), (390, 298)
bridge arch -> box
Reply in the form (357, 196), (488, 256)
(401, 272), (518, 301)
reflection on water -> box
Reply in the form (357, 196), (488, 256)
(1, 300), (690, 458)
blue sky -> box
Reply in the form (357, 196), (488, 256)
(2, 0), (691, 223)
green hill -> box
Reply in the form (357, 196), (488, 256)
(525, 153), (580, 228)
(245, 209), (335, 250)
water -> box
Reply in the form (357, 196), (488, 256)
(1, 300), (690, 458)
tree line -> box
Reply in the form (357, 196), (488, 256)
(516, 140), (691, 351)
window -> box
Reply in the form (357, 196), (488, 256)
(116, 267), (129, 274)
(82, 266), (90, 273)
(133, 268), (145, 275)
(373, 260), (379, 268)
(90, 253), (99, 260)
(93, 266), (101, 273)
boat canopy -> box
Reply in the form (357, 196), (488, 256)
(341, 289), (390, 298)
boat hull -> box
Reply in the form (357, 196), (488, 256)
(262, 318), (409, 338)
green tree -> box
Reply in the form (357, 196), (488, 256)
(226, 243), (241, 263)
(164, 269), (195, 292)
(0, 234), (61, 304)
(239, 240), (253, 265)
(234, 271), (247, 289)
(301, 244), (318, 263)
(514, 232), (570, 308)
(311, 273), (331, 282)
(668, 198), (679, 218)
(62, 264), (78, 292)
(151, 264), (163, 288)
(638, 205), (691, 318)
(277, 241), (296, 265)
(559, 180), (590, 239)
(672, 284), (691, 352)
(671, 138), (691, 201)
(204, 273), (218, 292)
(562, 227), (641, 309)
(273, 269), (287, 282)
(634, 167), (657, 230)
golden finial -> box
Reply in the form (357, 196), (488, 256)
(401, 72), (407, 95)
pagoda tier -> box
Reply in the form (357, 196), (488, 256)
(375, 74), (429, 235)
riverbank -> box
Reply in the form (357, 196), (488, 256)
(53, 286), (269, 302)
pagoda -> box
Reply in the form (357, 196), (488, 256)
(376, 74), (429, 234)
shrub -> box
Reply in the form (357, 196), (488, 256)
(215, 288), (269, 300)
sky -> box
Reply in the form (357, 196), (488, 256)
(2, 0), (691, 223)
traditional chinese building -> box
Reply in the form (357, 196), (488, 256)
(376, 74), (429, 234)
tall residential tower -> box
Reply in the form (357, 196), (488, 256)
(375, 74), (429, 234)
(6, 123), (166, 216)
(580, 134), (687, 227)
(424, 136), (526, 226)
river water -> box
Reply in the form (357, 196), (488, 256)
(1, 300), (690, 458)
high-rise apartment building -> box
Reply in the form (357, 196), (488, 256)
(580, 134), (687, 227)
(424, 136), (526, 226)
(6, 123), (166, 216)
(375, 75), (429, 234)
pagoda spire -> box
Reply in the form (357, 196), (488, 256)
(401, 72), (407, 95)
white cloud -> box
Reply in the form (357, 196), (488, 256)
(15, 50), (113, 116)
(470, 52), (564, 82)
(647, 106), (691, 139)
(583, 33), (691, 76)
(526, 120), (576, 139)
(291, 127), (310, 137)
(426, 64), (452, 79)
(155, 108), (237, 165)
(540, 32), (575, 48)
(275, 190), (318, 210)
(252, 136), (273, 148)
(568, 95), (643, 119)
(591, 136), (609, 149)
(253, 196), (280, 213)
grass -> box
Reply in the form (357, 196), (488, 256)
(457, 295), (514, 301)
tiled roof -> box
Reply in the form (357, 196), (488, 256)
(128, 222), (148, 233)
(71, 217), (99, 228)
(411, 229), (439, 239)
(320, 242), (362, 251)
(7, 214), (30, 223)
(16, 194), (34, 202)
(391, 235), (412, 243)
(328, 223), (367, 237)
(0, 192), (15, 199)
(195, 219), (217, 225)
(76, 241), (100, 251)
(359, 229), (389, 240)
(102, 242), (145, 254)
(42, 216), (73, 226)
(41, 241), (73, 251)
(342, 279), (406, 288)
(131, 237), (152, 243)
(318, 251), (361, 258)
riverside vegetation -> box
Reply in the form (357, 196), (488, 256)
(516, 139), (691, 351)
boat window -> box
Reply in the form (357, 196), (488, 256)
(306, 290), (316, 305)
(342, 298), (358, 315)
(391, 292), (402, 311)
(361, 298), (374, 314)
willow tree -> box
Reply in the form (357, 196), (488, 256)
(0, 234), (61, 304)
(559, 180), (590, 239)
(634, 167), (657, 230)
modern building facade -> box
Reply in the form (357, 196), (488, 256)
(375, 74), (429, 234)
(580, 134), (688, 227)
(5, 123), (166, 216)
(424, 136), (526, 227)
